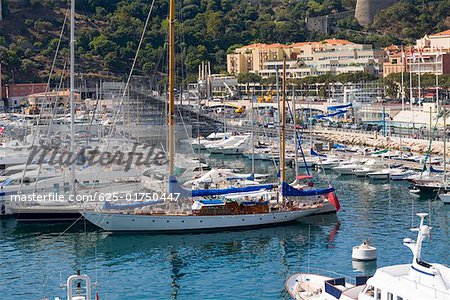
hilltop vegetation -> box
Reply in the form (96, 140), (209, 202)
(373, 0), (450, 39)
(0, 0), (448, 85)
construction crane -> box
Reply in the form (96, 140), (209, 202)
(223, 81), (236, 98)
(257, 90), (275, 103)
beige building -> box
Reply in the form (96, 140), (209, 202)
(382, 45), (406, 78)
(416, 29), (450, 50)
(27, 90), (81, 110)
(227, 39), (384, 79)
(383, 30), (450, 78)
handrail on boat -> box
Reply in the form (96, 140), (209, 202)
(297, 267), (360, 286)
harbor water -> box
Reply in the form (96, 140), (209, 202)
(1, 155), (449, 299)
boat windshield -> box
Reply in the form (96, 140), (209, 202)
(416, 259), (432, 268)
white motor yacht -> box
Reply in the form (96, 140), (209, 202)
(367, 168), (391, 180)
(317, 157), (341, 170)
(352, 160), (380, 177)
(333, 160), (365, 175)
(285, 213), (450, 300)
(390, 169), (416, 181)
(437, 193), (450, 204)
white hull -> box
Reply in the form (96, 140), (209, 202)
(352, 247), (377, 261)
(320, 163), (335, 170)
(333, 163), (360, 175)
(438, 193), (450, 204)
(297, 160), (316, 168)
(244, 153), (279, 161)
(10, 205), (86, 221)
(353, 169), (374, 177)
(367, 172), (390, 180)
(334, 168), (355, 175)
(83, 209), (317, 232)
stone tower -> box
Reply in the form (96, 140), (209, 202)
(355, 0), (399, 26)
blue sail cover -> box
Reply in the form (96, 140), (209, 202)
(327, 110), (347, 117)
(169, 176), (274, 198)
(310, 148), (327, 157)
(430, 166), (444, 173)
(328, 103), (352, 111)
(0, 178), (13, 187)
(332, 143), (347, 149)
(313, 110), (347, 119)
(282, 182), (335, 197)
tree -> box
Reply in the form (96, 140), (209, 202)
(89, 34), (118, 56)
(237, 73), (262, 84)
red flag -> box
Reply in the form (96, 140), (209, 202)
(96, 291), (99, 300)
(327, 191), (340, 212)
(418, 48), (425, 63)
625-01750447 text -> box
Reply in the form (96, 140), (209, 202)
(9, 192), (181, 203)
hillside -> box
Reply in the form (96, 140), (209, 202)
(0, 0), (448, 84)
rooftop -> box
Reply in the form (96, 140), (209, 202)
(321, 39), (353, 45)
(430, 29), (450, 37)
(239, 39), (354, 51)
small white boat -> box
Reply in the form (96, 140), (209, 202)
(333, 163), (360, 175)
(352, 160), (380, 177)
(367, 168), (391, 180)
(55, 271), (97, 300)
(438, 193), (450, 204)
(285, 213), (450, 300)
(352, 239), (377, 261)
(297, 157), (317, 168)
(390, 169), (416, 181)
(318, 158), (341, 170)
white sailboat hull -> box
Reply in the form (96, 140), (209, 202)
(367, 173), (390, 180)
(333, 167), (356, 175)
(438, 193), (450, 204)
(83, 209), (317, 232)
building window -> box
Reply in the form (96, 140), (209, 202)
(365, 286), (375, 297)
(387, 292), (393, 300)
(376, 289), (381, 300)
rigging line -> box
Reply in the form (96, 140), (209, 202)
(103, 0), (157, 145)
(54, 215), (84, 243)
(18, 7), (70, 193)
(286, 95), (310, 176)
(258, 117), (278, 170)
(420, 113), (440, 178)
(33, 59), (68, 193)
(93, 0), (157, 184)
(176, 104), (196, 155)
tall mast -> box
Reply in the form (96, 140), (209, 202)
(401, 46), (405, 111)
(69, 0), (76, 193)
(251, 92), (255, 176)
(409, 58), (413, 112)
(444, 107), (446, 183)
(293, 84), (298, 178)
(280, 55), (286, 185)
(436, 50), (440, 115)
(168, 0), (175, 177)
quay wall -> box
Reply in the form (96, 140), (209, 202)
(314, 128), (448, 156)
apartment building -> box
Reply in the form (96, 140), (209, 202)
(227, 39), (384, 79)
(383, 29), (450, 77)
